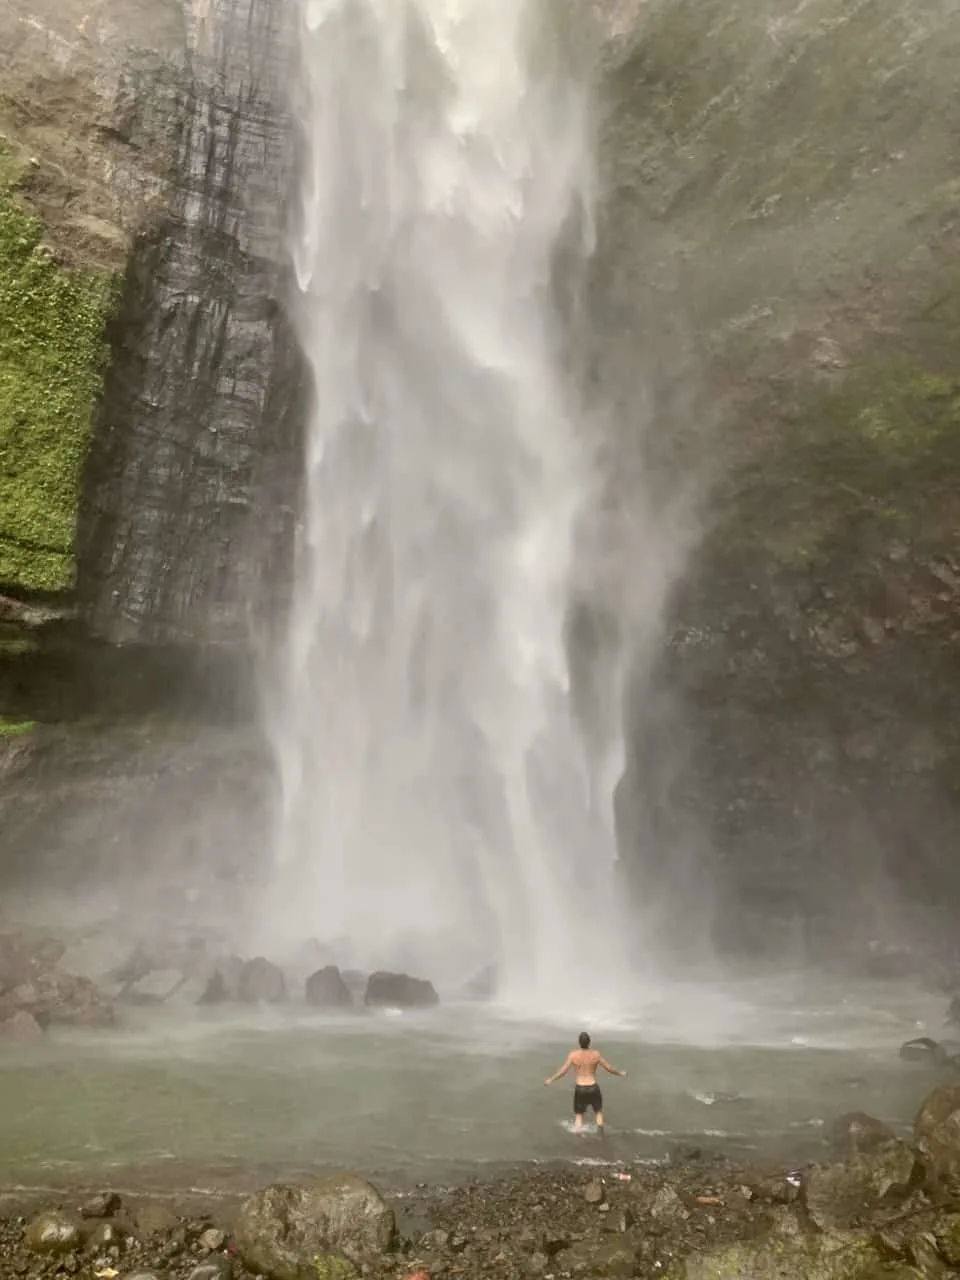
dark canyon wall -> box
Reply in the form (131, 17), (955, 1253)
(590, 0), (960, 957)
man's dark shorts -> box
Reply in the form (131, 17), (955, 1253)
(573, 1084), (603, 1115)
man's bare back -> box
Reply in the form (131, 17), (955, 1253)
(544, 1032), (627, 1135)
(567, 1048), (604, 1086)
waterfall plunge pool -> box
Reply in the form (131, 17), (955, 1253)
(0, 971), (948, 1196)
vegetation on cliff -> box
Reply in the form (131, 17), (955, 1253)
(0, 143), (117, 591)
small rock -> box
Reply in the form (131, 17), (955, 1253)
(198, 1226), (226, 1252)
(583, 1179), (605, 1205)
(86, 1221), (123, 1251)
(133, 1203), (181, 1238)
(420, 1229), (450, 1251)
(24, 1208), (83, 1254)
(186, 1259), (233, 1280)
(81, 1191), (122, 1219)
(650, 1186), (687, 1221)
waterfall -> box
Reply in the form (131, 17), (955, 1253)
(263, 0), (625, 1014)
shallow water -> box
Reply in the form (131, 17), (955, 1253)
(0, 972), (950, 1193)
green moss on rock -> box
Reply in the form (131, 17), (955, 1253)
(0, 144), (117, 591)
(716, 352), (960, 569)
(314, 1254), (358, 1280)
(0, 716), (37, 738)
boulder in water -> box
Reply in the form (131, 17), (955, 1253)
(117, 968), (186, 1004)
(900, 1037), (948, 1065)
(363, 971), (439, 1008)
(305, 966), (353, 1009)
(24, 1208), (83, 1254)
(4, 970), (115, 1028)
(460, 964), (498, 1001)
(235, 1173), (395, 1280)
(802, 1141), (917, 1231)
(915, 1081), (960, 1195)
(829, 1111), (897, 1159)
(237, 957), (287, 1004)
(0, 1009), (43, 1040)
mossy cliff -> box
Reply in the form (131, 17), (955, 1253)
(0, 145), (117, 591)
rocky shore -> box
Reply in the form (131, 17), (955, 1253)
(3, 1080), (960, 1280)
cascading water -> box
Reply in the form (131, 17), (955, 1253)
(262, 0), (627, 1014)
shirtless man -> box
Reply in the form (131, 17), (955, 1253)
(544, 1032), (627, 1136)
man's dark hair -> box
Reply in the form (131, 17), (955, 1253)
(579, 1032), (591, 1049)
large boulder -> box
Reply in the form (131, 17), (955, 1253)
(900, 1037), (948, 1065)
(2, 970), (114, 1028)
(305, 966), (353, 1009)
(0, 1009), (43, 1040)
(197, 956), (245, 1005)
(363, 972), (439, 1008)
(915, 1082), (960, 1195)
(557, 1236), (639, 1277)
(802, 1141), (917, 1231)
(0, 933), (65, 992)
(237, 957), (287, 1005)
(829, 1112), (897, 1160)
(236, 1175), (394, 1280)
(673, 1208), (894, 1280)
(24, 1208), (84, 1255)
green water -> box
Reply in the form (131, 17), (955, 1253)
(0, 976), (949, 1192)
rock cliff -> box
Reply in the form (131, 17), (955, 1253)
(588, 0), (960, 955)
(0, 0), (304, 641)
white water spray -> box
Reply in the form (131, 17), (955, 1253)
(264, 0), (626, 1014)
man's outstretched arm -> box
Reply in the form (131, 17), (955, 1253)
(599, 1056), (627, 1077)
(544, 1054), (573, 1085)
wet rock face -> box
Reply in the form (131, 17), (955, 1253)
(236, 957), (287, 1004)
(363, 972), (439, 1008)
(586, 0), (960, 954)
(305, 966), (353, 1009)
(802, 1141), (917, 1232)
(915, 1081), (960, 1196)
(76, 0), (305, 646)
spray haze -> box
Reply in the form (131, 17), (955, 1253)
(256, 0), (637, 1015)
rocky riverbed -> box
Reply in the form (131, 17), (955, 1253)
(3, 1081), (960, 1280)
